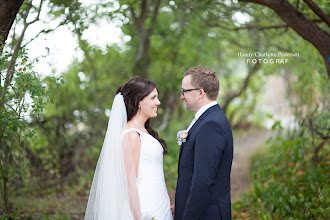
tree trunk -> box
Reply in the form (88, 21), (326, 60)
(130, 0), (162, 78)
(239, 0), (330, 77)
(0, 141), (10, 213)
(0, 0), (24, 54)
(0, 0), (43, 107)
(134, 28), (150, 78)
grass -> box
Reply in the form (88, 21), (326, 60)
(1, 194), (86, 219)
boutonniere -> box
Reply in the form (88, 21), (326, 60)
(141, 213), (156, 220)
(177, 130), (188, 145)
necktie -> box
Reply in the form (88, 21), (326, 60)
(187, 117), (197, 132)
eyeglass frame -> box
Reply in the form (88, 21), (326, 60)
(181, 88), (202, 96)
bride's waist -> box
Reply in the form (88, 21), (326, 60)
(137, 177), (165, 183)
(136, 178), (167, 190)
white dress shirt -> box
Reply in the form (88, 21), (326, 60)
(187, 101), (217, 131)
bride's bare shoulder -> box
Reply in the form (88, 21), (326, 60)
(123, 129), (141, 147)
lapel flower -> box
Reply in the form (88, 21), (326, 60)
(177, 130), (188, 145)
(141, 213), (156, 220)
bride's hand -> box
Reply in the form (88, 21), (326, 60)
(170, 204), (175, 218)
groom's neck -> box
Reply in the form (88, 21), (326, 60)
(195, 99), (216, 112)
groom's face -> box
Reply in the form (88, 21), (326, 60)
(181, 75), (199, 112)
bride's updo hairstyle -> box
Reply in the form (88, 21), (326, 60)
(116, 78), (167, 154)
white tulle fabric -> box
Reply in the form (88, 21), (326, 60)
(85, 93), (140, 219)
(84, 93), (172, 220)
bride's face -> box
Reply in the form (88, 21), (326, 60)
(139, 88), (161, 119)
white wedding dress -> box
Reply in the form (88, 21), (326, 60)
(123, 128), (173, 220)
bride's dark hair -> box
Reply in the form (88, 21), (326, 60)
(116, 78), (167, 154)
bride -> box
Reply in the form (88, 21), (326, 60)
(85, 78), (173, 220)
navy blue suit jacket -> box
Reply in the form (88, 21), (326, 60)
(175, 104), (233, 220)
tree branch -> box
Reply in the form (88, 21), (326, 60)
(3, 102), (18, 115)
(22, 2), (33, 26)
(0, 0), (44, 107)
(139, 0), (148, 21)
(303, 0), (330, 27)
(0, 72), (20, 101)
(21, 19), (68, 48)
(0, 0), (24, 53)
(129, 5), (137, 24)
(148, 0), (162, 35)
(9, 18), (18, 53)
(26, 0), (44, 25)
(206, 19), (324, 31)
(238, 0), (330, 76)
(221, 62), (261, 113)
(2, 25), (27, 95)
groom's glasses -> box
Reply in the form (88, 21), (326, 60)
(181, 88), (201, 96)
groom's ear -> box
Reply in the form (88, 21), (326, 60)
(199, 89), (206, 99)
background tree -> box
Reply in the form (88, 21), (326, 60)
(0, 0), (90, 213)
(1, 0), (328, 218)
(0, 0), (24, 54)
(238, 0), (330, 76)
(114, 0), (163, 77)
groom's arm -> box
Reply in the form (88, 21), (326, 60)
(183, 120), (225, 219)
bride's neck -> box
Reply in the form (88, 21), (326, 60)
(127, 115), (148, 131)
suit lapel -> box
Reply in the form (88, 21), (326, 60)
(178, 104), (221, 174)
(188, 104), (221, 135)
(187, 118), (202, 137)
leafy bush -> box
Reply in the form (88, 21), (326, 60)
(233, 132), (330, 219)
(0, 49), (62, 212)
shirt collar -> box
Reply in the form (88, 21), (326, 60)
(195, 101), (217, 120)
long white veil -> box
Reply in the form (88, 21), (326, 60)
(85, 93), (141, 220)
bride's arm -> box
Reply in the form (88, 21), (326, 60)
(127, 132), (141, 175)
(122, 132), (142, 220)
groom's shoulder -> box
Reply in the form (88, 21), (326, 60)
(204, 106), (230, 124)
(201, 104), (220, 117)
(204, 105), (224, 118)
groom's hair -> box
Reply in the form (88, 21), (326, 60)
(184, 66), (219, 100)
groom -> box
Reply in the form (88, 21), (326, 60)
(174, 66), (233, 220)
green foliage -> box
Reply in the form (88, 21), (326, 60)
(0, 50), (61, 138)
(23, 45), (134, 195)
(3, 0), (329, 216)
(0, 211), (71, 220)
(233, 37), (329, 218)
(233, 131), (329, 219)
(0, 49), (61, 212)
(233, 68), (329, 219)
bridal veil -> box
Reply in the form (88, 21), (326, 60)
(85, 93), (141, 220)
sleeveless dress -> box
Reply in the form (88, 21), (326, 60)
(123, 128), (173, 220)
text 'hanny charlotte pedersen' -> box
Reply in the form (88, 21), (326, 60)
(237, 51), (300, 64)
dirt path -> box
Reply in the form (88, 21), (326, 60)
(231, 128), (272, 200)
